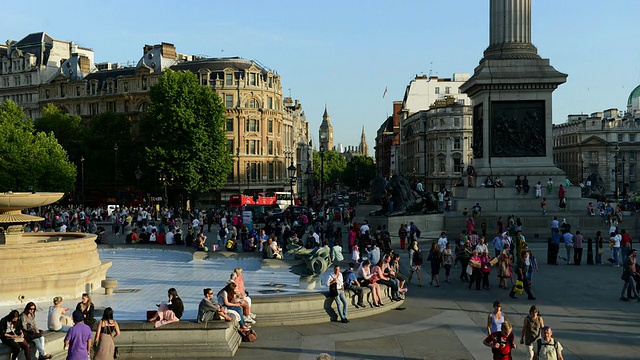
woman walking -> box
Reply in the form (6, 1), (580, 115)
(520, 305), (544, 360)
(93, 307), (120, 360)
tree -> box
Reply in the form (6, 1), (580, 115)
(140, 70), (232, 192)
(33, 104), (86, 164)
(313, 150), (346, 190)
(343, 156), (376, 190)
(0, 100), (76, 192)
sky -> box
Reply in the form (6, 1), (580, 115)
(4, 0), (640, 153)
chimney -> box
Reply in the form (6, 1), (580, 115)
(143, 44), (153, 55)
(160, 42), (177, 60)
(78, 55), (91, 74)
(70, 41), (78, 55)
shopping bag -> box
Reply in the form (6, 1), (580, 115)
(514, 280), (524, 294)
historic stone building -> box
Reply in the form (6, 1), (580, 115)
(553, 108), (640, 196)
(6, 34), (310, 203)
(0, 32), (94, 119)
(375, 101), (402, 177)
(400, 96), (473, 191)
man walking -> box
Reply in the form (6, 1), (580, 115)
(64, 310), (92, 360)
(510, 251), (536, 300)
(549, 229), (561, 265)
(620, 249), (639, 301)
(534, 326), (564, 360)
(562, 230), (574, 265)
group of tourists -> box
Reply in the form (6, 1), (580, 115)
(484, 302), (564, 359)
(0, 267), (256, 360)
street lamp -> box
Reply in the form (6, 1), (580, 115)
(135, 165), (142, 191)
(622, 154), (627, 198)
(81, 156), (85, 205)
(113, 143), (118, 205)
(236, 147), (241, 194)
(614, 145), (620, 199)
(287, 162), (297, 207)
(580, 153), (585, 183)
(159, 173), (173, 207)
(319, 145), (325, 205)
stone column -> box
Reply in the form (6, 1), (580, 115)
(484, 0), (539, 60)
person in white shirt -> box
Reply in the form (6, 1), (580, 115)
(437, 232), (448, 252)
(165, 230), (175, 245)
(326, 265), (348, 323)
(359, 221), (370, 235)
(476, 237), (489, 254)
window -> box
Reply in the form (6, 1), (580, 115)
(76, 105), (81, 115)
(24, 75), (30, 85)
(454, 117), (460, 127)
(14, 76), (20, 86)
(630, 134), (636, 142)
(225, 94), (233, 108)
(107, 101), (115, 112)
(107, 82), (113, 94)
(618, 134), (624, 142)
(249, 73), (256, 86)
(245, 99), (257, 108)
(630, 164), (636, 177)
(445, 86), (451, 94)
(141, 76), (147, 90)
(227, 140), (234, 154)
(268, 120), (273, 133)
(226, 119), (234, 132)
(225, 73), (233, 86)
(246, 140), (260, 155)
(453, 137), (461, 150)
(268, 163), (274, 180)
(453, 158), (462, 173)
(434, 87), (440, 94)
(629, 151), (635, 161)
(267, 97), (273, 109)
(90, 83), (96, 95)
(60, 84), (65, 97)
(76, 86), (81, 96)
(123, 82), (129, 92)
(438, 157), (445, 172)
(2, 78), (8, 87)
(246, 119), (259, 132)
(45, 90), (50, 99)
(268, 140), (274, 155)
(90, 103), (98, 115)
(268, 77), (273, 88)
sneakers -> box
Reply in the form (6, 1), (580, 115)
(250, 313), (257, 319)
(245, 317), (256, 324)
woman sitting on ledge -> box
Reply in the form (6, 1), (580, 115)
(230, 269), (256, 323)
(356, 260), (383, 307)
(48, 296), (72, 332)
(76, 293), (96, 327)
(148, 288), (184, 328)
(217, 283), (250, 330)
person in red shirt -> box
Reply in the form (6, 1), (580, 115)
(620, 229), (632, 260)
(483, 321), (516, 360)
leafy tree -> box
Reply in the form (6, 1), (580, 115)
(139, 70), (232, 192)
(343, 156), (375, 190)
(313, 150), (346, 190)
(33, 104), (86, 163)
(0, 100), (76, 192)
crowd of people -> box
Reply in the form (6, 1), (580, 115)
(0, 267), (256, 360)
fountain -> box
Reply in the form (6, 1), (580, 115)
(0, 192), (111, 304)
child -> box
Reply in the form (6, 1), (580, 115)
(540, 198), (547, 215)
(352, 244), (360, 264)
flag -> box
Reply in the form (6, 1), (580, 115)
(382, 86), (388, 98)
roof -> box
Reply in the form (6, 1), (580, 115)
(84, 68), (136, 82)
(15, 32), (54, 47)
(628, 84), (640, 106)
(171, 57), (268, 73)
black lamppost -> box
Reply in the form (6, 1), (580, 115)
(81, 156), (85, 205)
(287, 162), (297, 207)
(614, 145), (620, 199)
(113, 143), (118, 204)
(236, 147), (241, 194)
(135, 165), (142, 190)
(305, 164), (313, 206)
(319, 145), (325, 205)
(246, 163), (250, 195)
(622, 154), (627, 197)
(159, 173), (173, 207)
(580, 154), (585, 183)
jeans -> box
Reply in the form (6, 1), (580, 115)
(347, 286), (364, 305)
(31, 335), (46, 357)
(613, 247), (621, 266)
(565, 244), (574, 264)
(334, 289), (348, 320)
(621, 276), (638, 299)
(226, 305), (245, 327)
(621, 246), (629, 261)
(379, 278), (400, 298)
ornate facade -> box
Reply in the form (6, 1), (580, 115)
(5, 34), (310, 204)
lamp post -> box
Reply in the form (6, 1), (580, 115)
(81, 156), (85, 205)
(135, 165), (142, 190)
(159, 173), (173, 207)
(319, 145), (325, 205)
(614, 145), (620, 199)
(287, 162), (297, 207)
(236, 147), (241, 194)
(580, 154), (585, 183)
(622, 154), (627, 198)
(113, 143), (118, 204)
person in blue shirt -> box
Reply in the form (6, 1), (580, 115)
(562, 231), (574, 265)
(344, 262), (365, 308)
(549, 229), (561, 265)
(492, 233), (503, 258)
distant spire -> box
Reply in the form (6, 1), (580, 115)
(323, 104), (329, 118)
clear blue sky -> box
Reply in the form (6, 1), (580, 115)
(4, 1), (640, 152)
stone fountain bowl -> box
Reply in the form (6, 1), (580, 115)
(0, 192), (64, 212)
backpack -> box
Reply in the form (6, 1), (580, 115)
(413, 249), (424, 266)
(240, 328), (257, 342)
(534, 338), (559, 360)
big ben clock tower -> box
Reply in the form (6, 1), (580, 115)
(319, 105), (334, 151)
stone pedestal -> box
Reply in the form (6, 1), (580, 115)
(299, 276), (319, 290)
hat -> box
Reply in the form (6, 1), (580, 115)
(72, 310), (84, 322)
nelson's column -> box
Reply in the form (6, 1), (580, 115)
(460, 0), (567, 180)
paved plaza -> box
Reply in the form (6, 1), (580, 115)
(2, 226), (640, 359)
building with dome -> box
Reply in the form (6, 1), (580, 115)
(552, 90), (640, 196)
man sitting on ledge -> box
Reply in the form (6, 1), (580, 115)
(198, 288), (232, 323)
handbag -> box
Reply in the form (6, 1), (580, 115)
(514, 280), (524, 294)
(329, 282), (338, 297)
(597, 248), (604, 255)
(466, 264), (473, 276)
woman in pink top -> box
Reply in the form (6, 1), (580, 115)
(231, 268), (256, 322)
(356, 260), (382, 307)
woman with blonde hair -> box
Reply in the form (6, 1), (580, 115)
(48, 297), (72, 332)
(93, 307), (120, 360)
(75, 293), (96, 326)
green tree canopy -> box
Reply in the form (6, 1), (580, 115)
(33, 104), (86, 163)
(140, 70), (232, 192)
(0, 100), (76, 192)
(343, 156), (376, 190)
(313, 150), (346, 189)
